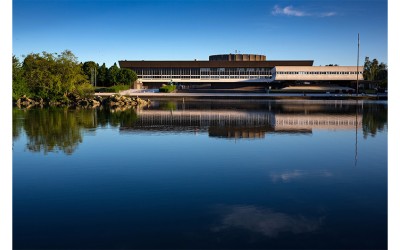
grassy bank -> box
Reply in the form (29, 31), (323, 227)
(95, 85), (130, 93)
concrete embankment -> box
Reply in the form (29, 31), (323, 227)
(95, 92), (387, 101)
(15, 94), (151, 109)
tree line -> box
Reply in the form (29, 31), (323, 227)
(12, 50), (138, 101)
(81, 61), (137, 87)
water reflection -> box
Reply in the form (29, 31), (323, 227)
(361, 102), (388, 138)
(18, 108), (92, 154)
(270, 170), (333, 183)
(12, 100), (387, 154)
(213, 205), (323, 237)
(12, 100), (388, 249)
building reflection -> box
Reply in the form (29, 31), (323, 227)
(120, 108), (363, 139)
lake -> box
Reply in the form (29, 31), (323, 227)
(12, 99), (388, 249)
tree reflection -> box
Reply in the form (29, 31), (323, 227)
(13, 109), (25, 141)
(13, 107), (139, 155)
(362, 103), (387, 138)
(17, 108), (96, 154)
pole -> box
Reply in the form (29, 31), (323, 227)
(95, 67), (97, 87)
(356, 33), (360, 95)
(355, 100), (358, 167)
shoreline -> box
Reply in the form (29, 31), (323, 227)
(95, 92), (387, 101)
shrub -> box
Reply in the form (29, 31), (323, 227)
(159, 85), (176, 93)
(111, 85), (130, 93)
(75, 83), (95, 98)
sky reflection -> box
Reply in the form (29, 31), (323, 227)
(270, 170), (333, 183)
(213, 205), (323, 237)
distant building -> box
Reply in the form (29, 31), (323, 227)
(119, 54), (363, 89)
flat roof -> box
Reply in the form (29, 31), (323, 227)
(119, 60), (314, 68)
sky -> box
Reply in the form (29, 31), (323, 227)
(12, 0), (388, 67)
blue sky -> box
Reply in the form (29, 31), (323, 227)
(1, 1), (399, 249)
(13, 0), (388, 67)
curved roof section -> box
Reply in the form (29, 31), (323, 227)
(209, 54), (266, 61)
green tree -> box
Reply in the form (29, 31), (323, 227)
(12, 55), (29, 101)
(97, 63), (108, 86)
(363, 57), (388, 89)
(56, 50), (89, 96)
(107, 63), (120, 86)
(363, 57), (386, 81)
(22, 50), (90, 100)
(117, 68), (138, 85)
(82, 61), (98, 85)
(376, 62), (388, 88)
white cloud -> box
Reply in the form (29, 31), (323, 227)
(320, 12), (337, 17)
(272, 5), (336, 18)
(272, 5), (308, 17)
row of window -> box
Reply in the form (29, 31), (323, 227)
(141, 75), (272, 79)
(276, 71), (363, 75)
(132, 68), (272, 76)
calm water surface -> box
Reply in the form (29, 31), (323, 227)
(13, 100), (388, 249)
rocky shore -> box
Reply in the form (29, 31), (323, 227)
(15, 94), (151, 109)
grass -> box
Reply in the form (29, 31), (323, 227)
(95, 85), (130, 93)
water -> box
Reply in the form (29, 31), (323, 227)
(13, 100), (388, 249)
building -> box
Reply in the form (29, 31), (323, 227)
(118, 54), (363, 90)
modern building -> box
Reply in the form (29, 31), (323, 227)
(118, 53), (363, 89)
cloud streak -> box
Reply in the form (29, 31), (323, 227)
(272, 5), (336, 18)
(272, 5), (308, 17)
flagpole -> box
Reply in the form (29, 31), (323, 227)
(356, 33), (360, 95)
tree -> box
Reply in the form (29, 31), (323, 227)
(363, 57), (388, 87)
(22, 50), (90, 100)
(363, 57), (383, 81)
(82, 61), (98, 85)
(377, 62), (388, 80)
(117, 68), (138, 85)
(107, 63), (120, 86)
(12, 55), (29, 101)
(97, 63), (108, 86)
(56, 50), (89, 96)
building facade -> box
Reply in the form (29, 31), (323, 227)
(118, 54), (362, 89)
(272, 66), (364, 82)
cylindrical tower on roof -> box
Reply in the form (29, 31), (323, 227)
(209, 54), (266, 61)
